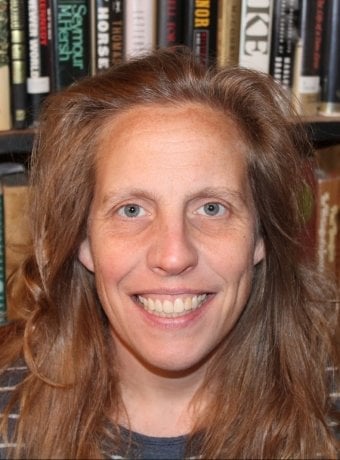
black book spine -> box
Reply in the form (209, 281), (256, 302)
(9, 0), (28, 129)
(184, 0), (218, 67)
(110, 0), (124, 65)
(157, 0), (184, 48)
(297, 0), (325, 83)
(26, 0), (50, 127)
(320, 0), (340, 115)
(269, 0), (299, 90)
(51, 0), (91, 90)
(39, 0), (51, 94)
(93, 0), (110, 73)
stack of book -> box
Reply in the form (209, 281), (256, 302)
(0, 0), (339, 131)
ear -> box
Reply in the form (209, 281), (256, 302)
(78, 238), (95, 272)
(253, 237), (265, 265)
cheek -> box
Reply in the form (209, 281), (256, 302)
(92, 239), (142, 289)
(205, 236), (256, 279)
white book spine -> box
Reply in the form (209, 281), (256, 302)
(124, 0), (156, 59)
(238, 0), (274, 73)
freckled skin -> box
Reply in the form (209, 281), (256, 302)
(79, 103), (265, 377)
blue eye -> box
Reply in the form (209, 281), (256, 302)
(197, 202), (226, 216)
(118, 204), (145, 218)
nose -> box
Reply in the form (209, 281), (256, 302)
(147, 216), (199, 276)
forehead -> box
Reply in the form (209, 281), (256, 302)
(94, 103), (250, 194)
(96, 102), (246, 163)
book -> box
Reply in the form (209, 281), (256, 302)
(0, 163), (26, 324)
(238, 0), (274, 73)
(313, 169), (340, 278)
(26, 0), (51, 127)
(157, 0), (185, 48)
(316, 145), (340, 285)
(269, 0), (299, 91)
(90, 0), (111, 74)
(216, 0), (242, 68)
(39, 0), (52, 93)
(0, 0), (12, 131)
(0, 183), (6, 323)
(50, 0), (91, 91)
(124, 0), (157, 59)
(183, 0), (219, 67)
(109, 0), (124, 65)
(8, 0), (28, 129)
(319, 0), (340, 116)
(291, 0), (326, 116)
(2, 171), (30, 321)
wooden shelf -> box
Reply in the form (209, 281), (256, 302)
(0, 129), (35, 155)
(304, 116), (340, 146)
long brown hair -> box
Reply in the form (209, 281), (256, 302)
(1, 47), (338, 458)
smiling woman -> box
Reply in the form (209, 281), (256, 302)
(0, 47), (339, 459)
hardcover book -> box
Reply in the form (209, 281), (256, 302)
(124, 0), (156, 59)
(238, 0), (274, 73)
(184, 0), (218, 67)
(91, 0), (111, 74)
(50, 0), (91, 90)
(269, 0), (299, 90)
(291, 0), (326, 115)
(9, 0), (28, 128)
(157, 0), (185, 48)
(0, 0), (11, 131)
(110, 0), (124, 65)
(319, 0), (340, 116)
(2, 171), (30, 321)
(26, 0), (51, 127)
(217, 0), (242, 68)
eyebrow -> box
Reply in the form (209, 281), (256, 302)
(102, 186), (249, 208)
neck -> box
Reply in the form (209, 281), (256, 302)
(114, 340), (208, 437)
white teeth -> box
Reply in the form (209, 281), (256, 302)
(155, 299), (162, 312)
(174, 298), (184, 313)
(163, 300), (173, 314)
(137, 294), (207, 317)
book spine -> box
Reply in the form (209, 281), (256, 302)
(92, 0), (110, 74)
(110, 0), (124, 65)
(184, 0), (219, 67)
(0, 0), (12, 131)
(315, 171), (340, 277)
(238, 0), (274, 72)
(124, 0), (156, 59)
(26, 0), (51, 127)
(39, 0), (51, 96)
(9, 0), (28, 129)
(2, 172), (30, 321)
(216, 0), (242, 67)
(157, 0), (184, 48)
(269, 0), (299, 90)
(319, 0), (340, 116)
(292, 0), (326, 115)
(46, 0), (56, 89)
(0, 183), (6, 324)
(50, 0), (91, 91)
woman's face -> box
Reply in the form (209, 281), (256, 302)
(79, 103), (264, 375)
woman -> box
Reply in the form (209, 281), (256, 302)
(0, 47), (338, 459)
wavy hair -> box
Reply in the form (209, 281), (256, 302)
(0, 47), (339, 458)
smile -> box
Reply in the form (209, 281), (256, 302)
(136, 294), (208, 318)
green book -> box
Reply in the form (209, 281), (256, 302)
(0, 183), (6, 324)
